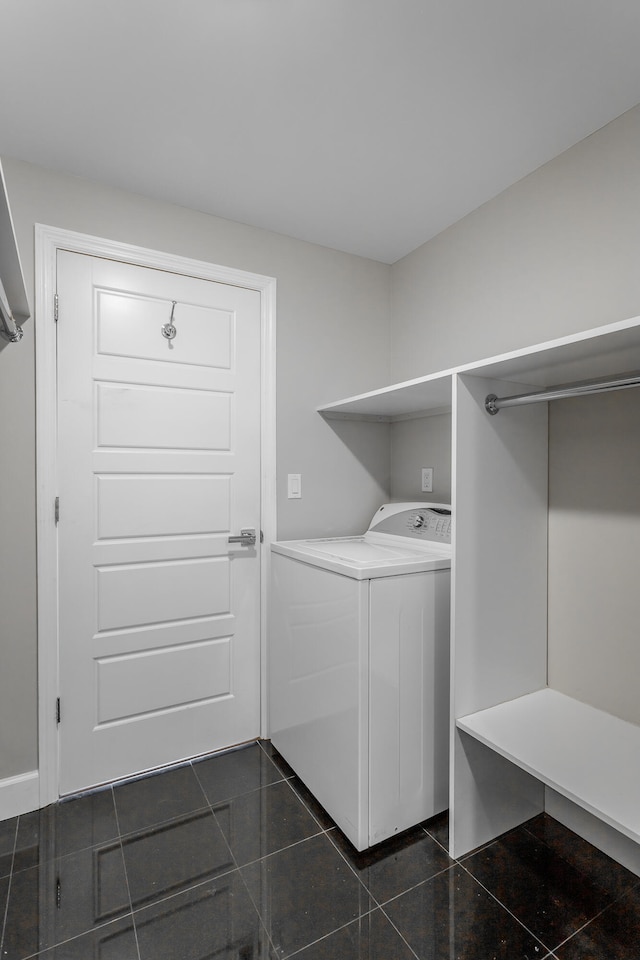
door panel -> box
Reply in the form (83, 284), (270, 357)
(96, 637), (232, 723)
(96, 289), (233, 368)
(57, 251), (261, 794)
(96, 474), (230, 539)
(96, 382), (232, 450)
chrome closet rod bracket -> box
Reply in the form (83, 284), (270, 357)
(0, 295), (23, 342)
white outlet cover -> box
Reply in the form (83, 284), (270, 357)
(421, 468), (433, 492)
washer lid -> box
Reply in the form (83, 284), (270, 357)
(271, 531), (450, 579)
(291, 536), (432, 564)
(271, 502), (452, 579)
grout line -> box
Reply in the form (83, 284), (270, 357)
(235, 866), (281, 959)
(322, 824), (458, 916)
(288, 779), (458, 916)
(111, 785), (143, 960)
(378, 904), (422, 960)
(323, 828), (384, 909)
(0, 816), (18, 956)
(547, 892), (630, 958)
(19, 917), (138, 960)
(281, 908), (380, 960)
(458, 860), (550, 955)
(190, 763), (289, 811)
(284, 776), (335, 833)
(116, 801), (214, 844)
(232, 828), (327, 872)
(256, 739), (296, 781)
(374, 863), (456, 910)
(128, 865), (241, 920)
(420, 822), (452, 858)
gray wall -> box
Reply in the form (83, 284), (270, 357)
(548, 390), (640, 725)
(391, 105), (640, 382)
(390, 103), (640, 726)
(390, 415), (451, 504)
(0, 157), (392, 779)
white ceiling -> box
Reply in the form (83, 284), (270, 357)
(2, 1), (640, 263)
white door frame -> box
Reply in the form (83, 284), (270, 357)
(35, 224), (277, 807)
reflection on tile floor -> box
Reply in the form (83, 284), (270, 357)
(1, 740), (639, 959)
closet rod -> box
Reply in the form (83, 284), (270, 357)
(485, 371), (640, 415)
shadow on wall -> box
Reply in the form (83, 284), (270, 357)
(320, 416), (391, 495)
(549, 391), (640, 515)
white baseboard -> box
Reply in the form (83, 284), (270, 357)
(545, 788), (640, 878)
(0, 769), (40, 821)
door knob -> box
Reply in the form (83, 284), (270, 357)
(228, 528), (257, 547)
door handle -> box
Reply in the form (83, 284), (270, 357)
(228, 528), (257, 547)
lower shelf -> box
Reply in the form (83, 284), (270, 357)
(457, 687), (640, 845)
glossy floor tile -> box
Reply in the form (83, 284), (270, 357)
(3, 841), (131, 958)
(291, 907), (418, 959)
(121, 808), (235, 908)
(384, 864), (546, 960)
(193, 741), (285, 805)
(329, 823), (452, 905)
(14, 788), (119, 870)
(113, 763), (208, 836)
(241, 832), (374, 958)
(134, 871), (276, 960)
(0, 817), (17, 879)
(27, 916), (140, 960)
(213, 778), (322, 866)
(0, 741), (637, 960)
(554, 883), (640, 959)
(463, 815), (640, 953)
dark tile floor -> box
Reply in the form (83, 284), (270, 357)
(1, 740), (639, 959)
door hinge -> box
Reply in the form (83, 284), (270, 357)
(54, 293), (59, 322)
(55, 496), (60, 524)
(56, 697), (61, 724)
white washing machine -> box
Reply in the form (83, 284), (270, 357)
(269, 502), (451, 850)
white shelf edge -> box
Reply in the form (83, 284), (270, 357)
(317, 370), (454, 419)
(457, 688), (640, 846)
(320, 405), (453, 423)
(319, 313), (640, 420)
(320, 411), (394, 423)
(0, 158), (30, 323)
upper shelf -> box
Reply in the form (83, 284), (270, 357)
(0, 159), (30, 348)
(318, 369), (454, 421)
(318, 316), (640, 421)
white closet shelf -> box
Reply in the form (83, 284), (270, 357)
(457, 687), (640, 845)
(318, 316), (640, 421)
(0, 159), (29, 348)
(318, 370), (453, 421)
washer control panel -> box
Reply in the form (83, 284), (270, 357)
(406, 508), (451, 540)
(369, 502), (452, 543)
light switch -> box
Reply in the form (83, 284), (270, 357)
(288, 474), (302, 499)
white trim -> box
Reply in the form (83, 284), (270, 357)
(0, 770), (39, 820)
(35, 224), (276, 807)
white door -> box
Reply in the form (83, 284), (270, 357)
(56, 251), (262, 795)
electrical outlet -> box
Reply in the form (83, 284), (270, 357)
(421, 467), (433, 493)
